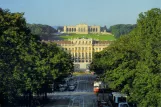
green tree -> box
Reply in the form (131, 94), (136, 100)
(109, 24), (136, 38)
(0, 8), (74, 106)
(0, 8), (41, 106)
(91, 8), (161, 106)
(27, 23), (57, 40)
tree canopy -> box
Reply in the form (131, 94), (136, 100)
(109, 24), (136, 38)
(27, 23), (57, 40)
(90, 8), (161, 106)
(0, 8), (73, 106)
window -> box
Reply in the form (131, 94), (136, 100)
(82, 53), (84, 58)
(82, 59), (84, 62)
(89, 53), (91, 58)
(86, 53), (88, 58)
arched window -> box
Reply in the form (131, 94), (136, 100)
(81, 28), (83, 32)
(93, 28), (95, 32)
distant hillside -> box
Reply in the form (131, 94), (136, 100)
(109, 24), (136, 38)
(52, 26), (59, 29)
(27, 23), (57, 40)
(52, 26), (64, 32)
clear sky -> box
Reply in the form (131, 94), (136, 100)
(0, 0), (161, 27)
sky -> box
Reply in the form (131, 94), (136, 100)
(0, 0), (161, 27)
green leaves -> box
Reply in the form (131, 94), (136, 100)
(91, 8), (161, 106)
(0, 8), (73, 106)
(26, 23), (57, 40)
(109, 24), (136, 38)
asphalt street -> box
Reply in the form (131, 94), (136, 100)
(45, 74), (97, 107)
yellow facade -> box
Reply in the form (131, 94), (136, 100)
(51, 38), (112, 71)
(64, 24), (100, 34)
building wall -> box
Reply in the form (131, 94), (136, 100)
(64, 24), (101, 34)
(51, 38), (111, 71)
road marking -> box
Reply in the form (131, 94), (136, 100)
(82, 96), (84, 107)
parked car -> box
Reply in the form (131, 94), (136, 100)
(67, 78), (77, 91)
(58, 80), (68, 91)
(54, 77), (68, 91)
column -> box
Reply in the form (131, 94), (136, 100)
(98, 26), (100, 33)
(64, 26), (67, 33)
(74, 47), (75, 62)
(76, 27), (78, 33)
(90, 45), (93, 62)
(80, 47), (82, 62)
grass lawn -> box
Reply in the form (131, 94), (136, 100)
(59, 33), (116, 41)
(73, 71), (92, 76)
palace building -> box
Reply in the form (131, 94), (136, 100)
(64, 24), (101, 34)
(45, 38), (112, 71)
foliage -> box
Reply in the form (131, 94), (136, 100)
(90, 8), (161, 106)
(27, 23), (57, 40)
(109, 24), (136, 38)
(0, 8), (73, 106)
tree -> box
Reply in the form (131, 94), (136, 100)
(109, 24), (136, 38)
(0, 8), (74, 106)
(27, 23), (57, 40)
(0, 8), (41, 106)
(91, 8), (161, 106)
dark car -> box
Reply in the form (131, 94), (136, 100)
(67, 78), (77, 91)
(58, 80), (68, 91)
(54, 77), (68, 91)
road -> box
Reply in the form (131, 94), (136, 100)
(45, 74), (97, 107)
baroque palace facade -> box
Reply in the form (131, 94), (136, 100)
(44, 38), (112, 71)
(64, 24), (101, 34)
